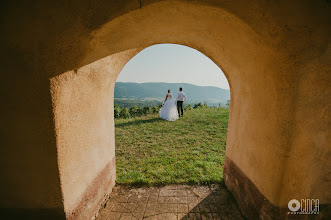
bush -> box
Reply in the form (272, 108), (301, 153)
(119, 108), (130, 119)
(202, 102), (208, 108)
(114, 106), (121, 118)
(143, 106), (151, 115)
(184, 104), (192, 111)
(193, 102), (202, 109)
(136, 107), (143, 116)
(129, 106), (138, 117)
(152, 106), (160, 113)
(226, 99), (230, 107)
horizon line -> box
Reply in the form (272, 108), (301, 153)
(116, 81), (230, 90)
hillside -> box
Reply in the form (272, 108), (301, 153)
(115, 82), (230, 106)
(115, 107), (229, 185)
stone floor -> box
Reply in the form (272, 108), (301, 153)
(96, 184), (244, 220)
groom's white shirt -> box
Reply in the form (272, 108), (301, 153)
(176, 91), (187, 101)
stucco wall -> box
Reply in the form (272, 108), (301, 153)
(1, 0), (330, 219)
(50, 49), (140, 219)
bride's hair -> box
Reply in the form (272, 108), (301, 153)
(168, 89), (171, 93)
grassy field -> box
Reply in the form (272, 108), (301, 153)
(115, 107), (229, 185)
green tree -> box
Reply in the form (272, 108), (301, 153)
(202, 102), (208, 108)
(143, 106), (151, 115)
(129, 106), (138, 117)
(120, 108), (131, 119)
(226, 99), (230, 107)
(194, 102), (202, 109)
(184, 104), (192, 111)
(152, 106), (160, 114)
(136, 106), (143, 116)
(114, 106), (121, 118)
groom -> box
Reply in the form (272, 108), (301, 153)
(176, 87), (187, 117)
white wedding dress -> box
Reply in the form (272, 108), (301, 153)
(160, 93), (179, 121)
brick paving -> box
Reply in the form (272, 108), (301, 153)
(96, 184), (244, 220)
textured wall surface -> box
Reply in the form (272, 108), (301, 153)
(50, 50), (140, 219)
(1, 0), (330, 219)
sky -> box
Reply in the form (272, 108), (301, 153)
(116, 44), (230, 90)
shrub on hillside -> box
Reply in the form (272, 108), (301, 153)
(226, 99), (230, 107)
(193, 102), (202, 109)
(202, 102), (208, 108)
(143, 106), (151, 115)
(129, 106), (138, 117)
(152, 106), (160, 114)
(185, 104), (192, 111)
(136, 107), (143, 116)
(114, 106), (121, 118)
(120, 108), (131, 119)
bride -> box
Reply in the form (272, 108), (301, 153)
(160, 90), (179, 121)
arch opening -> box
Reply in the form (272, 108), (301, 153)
(49, 2), (307, 218)
(113, 43), (231, 186)
(2, 0), (329, 219)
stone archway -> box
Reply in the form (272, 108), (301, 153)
(1, 0), (329, 219)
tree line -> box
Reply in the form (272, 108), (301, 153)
(114, 101), (229, 119)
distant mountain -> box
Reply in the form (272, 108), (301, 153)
(115, 82), (230, 106)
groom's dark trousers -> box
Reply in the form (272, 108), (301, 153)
(177, 101), (184, 117)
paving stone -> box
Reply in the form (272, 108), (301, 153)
(145, 203), (158, 215)
(187, 190), (198, 197)
(187, 197), (199, 205)
(178, 204), (189, 213)
(115, 195), (128, 203)
(96, 185), (243, 220)
(188, 203), (200, 213)
(143, 215), (157, 220)
(210, 184), (220, 191)
(159, 203), (176, 213)
(106, 212), (121, 220)
(177, 185), (189, 190)
(214, 211), (228, 220)
(119, 213), (132, 220)
(201, 212), (213, 219)
(211, 212), (225, 220)
(209, 204), (220, 212)
(177, 189), (188, 197)
(177, 212), (187, 219)
(128, 194), (148, 203)
(148, 194), (159, 203)
(158, 196), (170, 204)
(227, 212), (244, 220)
(218, 205), (232, 215)
(117, 188), (129, 196)
(97, 210), (110, 220)
(199, 202), (211, 212)
(148, 187), (160, 195)
(177, 197), (188, 204)
(156, 213), (177, 220)
(163, 185), (177, 190)
(186, 212), (201, 219)
(111, 203), (126, 212)
(131, 188), (148, 194)
(121, 203), (137, 213)
(133, 202), (147, 213)
(160, 189), (176, 196)
(131, 213), (144, 220)
(192, 187), (211, 199)
(167, 197), (178, 204)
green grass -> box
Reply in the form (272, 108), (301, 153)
(115, 107), (229, 185)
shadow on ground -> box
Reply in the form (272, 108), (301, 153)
(115, 118), (163, 128)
